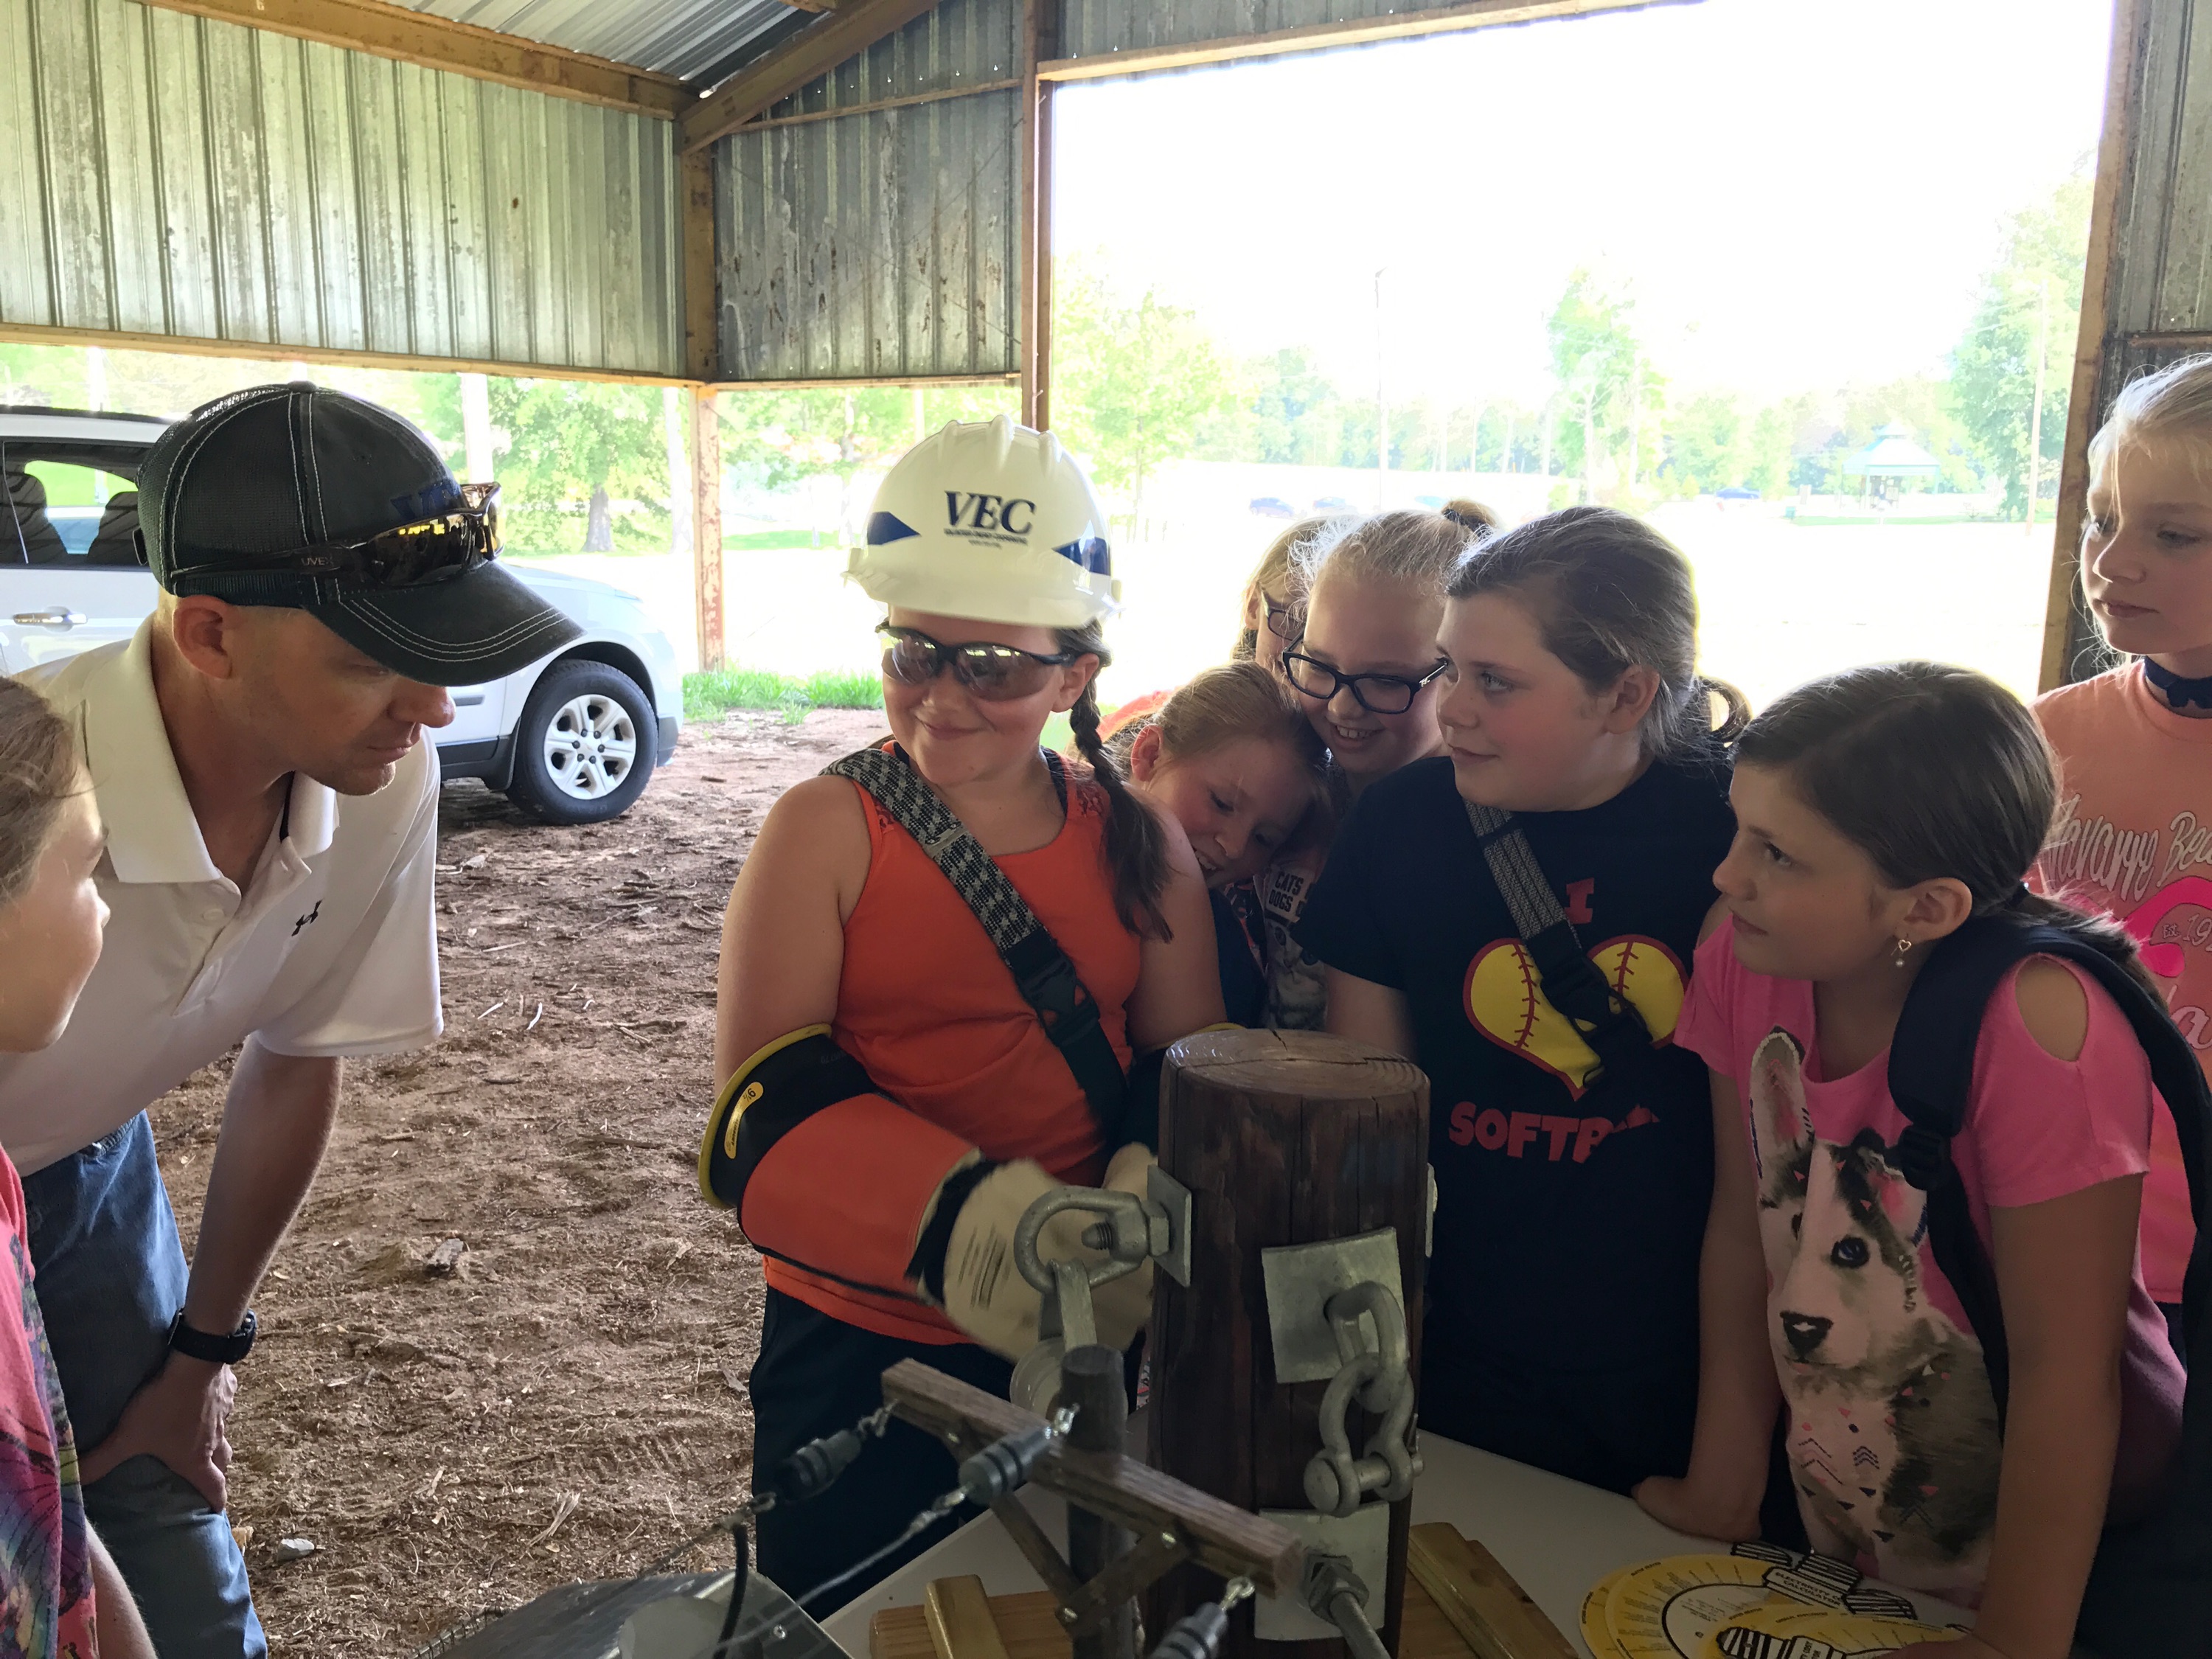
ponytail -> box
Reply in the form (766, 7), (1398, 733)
(1739, 664), (2159, 999)
(2000, 884), (2162, 1002)
(1705, 678), (1752, 745)
(1058, 621), (1174, 939)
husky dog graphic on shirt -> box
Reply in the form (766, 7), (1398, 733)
(1745, 1029), (2000, 1596)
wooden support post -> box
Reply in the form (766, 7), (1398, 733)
(1147, 1030), (1430, 1659)
(2041, 0), (2145, 692)
(1018, 0), (1057, 430)
(693, 387), (724, 672)
(682, 148), (720, 385)
(1062, 1347), (1136, 1659)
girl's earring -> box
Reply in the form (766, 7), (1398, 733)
(1893, 936), (1915, 969)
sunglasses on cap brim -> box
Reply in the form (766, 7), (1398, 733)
(877, 625), (1081, 702)
(161, 481), (503, 594)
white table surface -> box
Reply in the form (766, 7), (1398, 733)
(820, 1428), (1970, 1659)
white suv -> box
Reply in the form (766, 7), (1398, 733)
(1, 406), (682, 825)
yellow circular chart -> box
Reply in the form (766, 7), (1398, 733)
(1603, 1556), (1783, 1659)
(1699, 1603), (1966, 1658)
(1579, 1564), (1637, 1659)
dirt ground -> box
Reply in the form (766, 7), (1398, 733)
(147, 706), (890, 1656)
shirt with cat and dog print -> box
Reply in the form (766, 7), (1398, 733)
(1677, 916), (2186, 1608)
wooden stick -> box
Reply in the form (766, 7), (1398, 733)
(925, 1577), (1013, 1659)
(880, 1360), (1304, 1599)
(1405, 1525), (1573, 1659)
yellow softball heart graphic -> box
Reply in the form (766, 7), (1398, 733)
(1463, 934), (1686, 1097)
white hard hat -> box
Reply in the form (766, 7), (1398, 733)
(847, 417), (1120, 628)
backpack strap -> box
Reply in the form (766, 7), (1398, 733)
(1463, 799), (1660, 1109)
(1890, 912), (2212, 1425)
(825, 744), (1127, 1139)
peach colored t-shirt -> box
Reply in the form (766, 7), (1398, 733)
(2034, 662), (2212, 1304)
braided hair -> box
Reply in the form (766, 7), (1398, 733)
(1058, 619), (1174, 939)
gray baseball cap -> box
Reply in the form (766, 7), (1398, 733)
(139, 382), (580, 686)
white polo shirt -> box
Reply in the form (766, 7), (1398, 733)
(0, 622), (443, 1174)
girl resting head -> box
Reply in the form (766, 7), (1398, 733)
(1286, 501), (1496, 791)
(1439, 504), (1747, 813)
(0, 679), (106, 1052)
(1122, 661), (1330, 890)
(2080, 352), (2212, 686)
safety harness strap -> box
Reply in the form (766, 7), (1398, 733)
(1462, 799), (1661, 1110)
(827, 745), (1128, 1136)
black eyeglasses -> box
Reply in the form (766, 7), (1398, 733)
(1260, 591), (1306, 641)
(1281, 649), (1449, 715)
(175, 482), (503, 590)
(877, 625), (1079, 702)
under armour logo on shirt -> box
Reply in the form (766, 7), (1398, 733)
(293, 902), (321, 936)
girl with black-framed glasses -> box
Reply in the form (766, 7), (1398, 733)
(1253, 503), (1494, 1029)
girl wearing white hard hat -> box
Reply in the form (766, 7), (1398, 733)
(701, 418), (1224, 1606)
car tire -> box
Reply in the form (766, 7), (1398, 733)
(502, 659), (658, 825)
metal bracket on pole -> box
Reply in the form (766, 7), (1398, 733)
(1258, 1229), (1421, 1516)
(1008, 1172), (1195, 1416)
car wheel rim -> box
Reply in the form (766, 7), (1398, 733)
(543, 692), (639, 801)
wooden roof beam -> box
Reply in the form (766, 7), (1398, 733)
(1034, 0), (1694, 80)
(678, 0), (946, 153)
(129, 0), (693, 119)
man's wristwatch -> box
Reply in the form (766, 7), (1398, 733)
(167, 1310), (257, 1365)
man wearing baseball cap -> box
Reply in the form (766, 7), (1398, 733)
(1, 383), (578, 1656)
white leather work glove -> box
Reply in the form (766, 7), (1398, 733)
(941, 1150), (1160, 1361)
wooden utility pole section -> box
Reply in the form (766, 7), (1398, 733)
(693, 389), (724, 672)
(1147, 1030), (1430, 1659)
(1018, 0), (1058, 430)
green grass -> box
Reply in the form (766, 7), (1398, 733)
(725, 529), (832, 551)
(684, 665), (883, 725)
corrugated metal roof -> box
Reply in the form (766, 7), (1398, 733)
(1, 0), (683, 376)
(409, 0), (803, 83)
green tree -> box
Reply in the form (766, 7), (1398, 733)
(1660, 392), (1745, 495)
(1238, 347), (1340, 465)
(1053, 263), (1236, 519)
(490, 379), (669, 553)
(1546, 269), (1658, 501)
(1952, 169), (2092, 517)
(709, 381), (1017, 543)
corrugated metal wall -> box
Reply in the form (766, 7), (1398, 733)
(2102, 0), (2212, 349)
(713, 0), (1020, 380)
(0, 0), (682, 375)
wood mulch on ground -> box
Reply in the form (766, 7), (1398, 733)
(148, 706), (888, 1655)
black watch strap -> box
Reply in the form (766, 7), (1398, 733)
(168, 1310), (256, 1365)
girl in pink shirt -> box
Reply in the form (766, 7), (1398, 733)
(1638, 663), (2184, 1658)
(2032, 352), (2212, 1354)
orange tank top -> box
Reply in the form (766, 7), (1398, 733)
(763, 762), (1142, 1340)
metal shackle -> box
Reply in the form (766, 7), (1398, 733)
(1301, 1280), (1419, 1518)
(1012, 1186), (1169, 1295)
